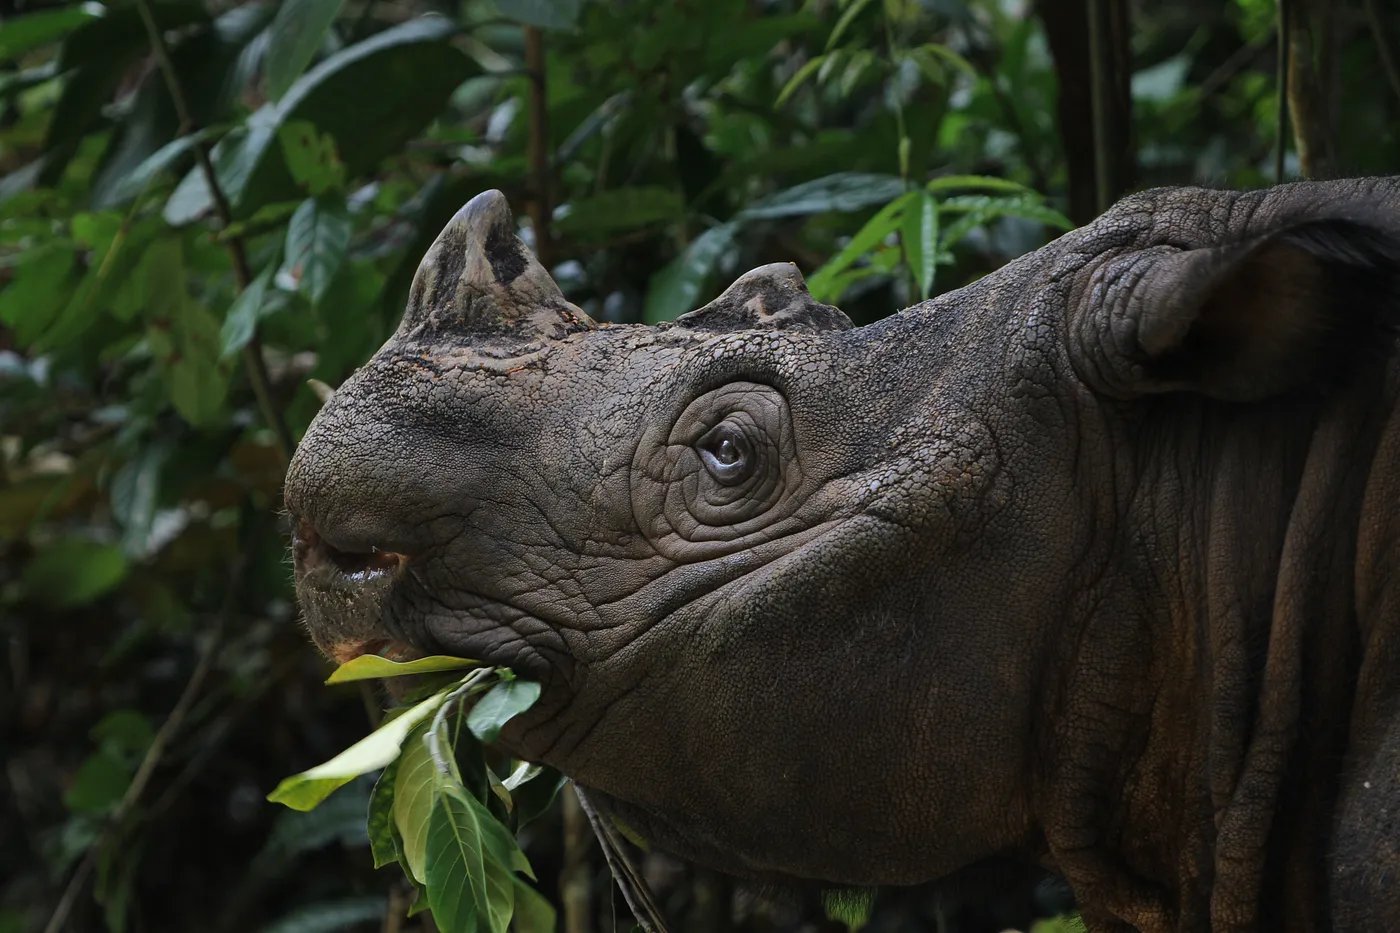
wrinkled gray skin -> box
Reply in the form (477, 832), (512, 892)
(285, 179), (1400, 932)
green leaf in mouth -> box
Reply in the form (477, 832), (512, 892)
(265, 687), (452, 811)
(324, 654), (480, 684)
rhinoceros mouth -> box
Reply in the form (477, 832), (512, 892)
(293, 517), (409, 581)
(326, 636), (415, 666)
(291, 516), (423, 666)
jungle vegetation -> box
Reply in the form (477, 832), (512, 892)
(2, 0), (1398, 930)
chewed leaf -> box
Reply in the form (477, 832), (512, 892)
(267, 689), (450, 811)
(326, 654), (479, 684)
(466, 680), (542, 744)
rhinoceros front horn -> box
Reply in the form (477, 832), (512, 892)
(399, 189), (595, 343)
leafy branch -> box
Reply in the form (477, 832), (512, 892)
(133, 0), (295, 463)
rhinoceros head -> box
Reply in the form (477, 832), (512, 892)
(284, 180), (1400, 922)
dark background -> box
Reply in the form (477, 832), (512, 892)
(2, 0), (1398, 930)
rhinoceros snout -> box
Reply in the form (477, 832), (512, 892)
(290, 514), (415, 665)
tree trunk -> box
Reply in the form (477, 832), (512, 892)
(1037, 0), (1135, 222)
(1287, 0), (1339, 179)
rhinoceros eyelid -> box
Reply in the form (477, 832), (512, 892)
(697, 422), (754, 485)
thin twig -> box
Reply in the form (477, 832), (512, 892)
(383, 884), (408, 933)
(43, 561), (243, 933)
(134, 0), (295, 463)
(573, 786), (669, 933)
(561, 787), (595, 933)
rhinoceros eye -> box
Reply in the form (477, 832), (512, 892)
(697, 422), (753, 484)
(630, 380), (797, 551)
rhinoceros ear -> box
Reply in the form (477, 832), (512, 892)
(399, 189), (595, 343)
(675, 263), (853, 333)
(1078, 214), (1400, 400)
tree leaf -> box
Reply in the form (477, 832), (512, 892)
(0, 5), (103, 63)
(643, 221), (738, 323)
(776, 53), (827, 107)
(98, 127), (220, 209)
(509, 877), (557, 933)
(465, 680), (541, 744)
(554, 186), (682, 241)
(91, 710), (155, 759)
(807, 190), (914, 301)
(21, 539), (128, 609)
(165, 18), (473, 219)
(266, 688), (450, 811)
(163, 110), (280, 226)
(264, 0), (346, 101)
(391, 723), (440, 885)
(924, 174), (1028, 194)
(168, 362), (228, 427)
(826, 0), (877, 51)
(274, 16), (467, 180)
(63, 750), (131, 814)
(262, 898), (385, 933)
(509, 766), (566, 830)
(261, 780), (370, 858)
(937, 194), (1074, 251)
(280, 196), (351, 305)
(423, 784), (493, 933)
(907, 42), (976, 81)
(42, 1), (208, 184)
(326, 654), (480, 684)
(366, 757), (401, 869)
(167, 303), (230, 427)
(0, 242), (77, 346)
(737, 172), (906, 219)
(37, 212), (147, 354)
(423, 779), (527, 933)
(110, 441), (172, 557)
(219, 264), (275, 359)
(901, 189), (938, 300)
(278, 120), (346, 196)
(938, 193), (1073, 228)
(495, 0), (581, 31)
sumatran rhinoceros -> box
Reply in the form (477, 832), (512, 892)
(284, 178), (1400, 932)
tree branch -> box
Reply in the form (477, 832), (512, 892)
(134, 0), (295, 463)
(1286, 0), (1337, 179)
(43, 559), (241, 933)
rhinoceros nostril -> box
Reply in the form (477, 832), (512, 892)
(294, 518), (408, 580)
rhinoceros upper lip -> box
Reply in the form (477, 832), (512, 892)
(294, 517), (410, 581)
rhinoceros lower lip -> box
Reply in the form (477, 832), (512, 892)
(328, 637), (416, 666)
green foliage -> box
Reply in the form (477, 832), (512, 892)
(4, 0), (1394, 929)
(264, 0), (346, 102)
(271, 659), (555, 932)
(268, 681), (458, 812)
